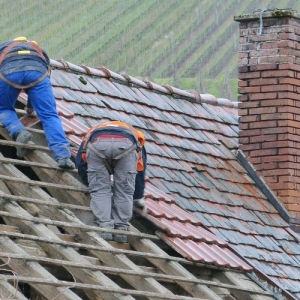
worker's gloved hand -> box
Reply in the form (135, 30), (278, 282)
(133, 198), (147, 214)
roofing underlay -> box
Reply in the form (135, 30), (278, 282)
(11, 58), (300, 299)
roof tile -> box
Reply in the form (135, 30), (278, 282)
(145, 182), (174, 202)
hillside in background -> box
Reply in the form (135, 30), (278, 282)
(1, 0), (300, 100)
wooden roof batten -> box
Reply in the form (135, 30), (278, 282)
(0, 274), (216, 300)
(3, 184), (227, 298)
(0, 251), (273, 296)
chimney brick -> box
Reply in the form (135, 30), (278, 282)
(235, 10), (300, 219)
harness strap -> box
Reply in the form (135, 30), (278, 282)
(0, 41), (20, 65)
(0, 40), (50, 89)
(0, 40), (47, 66)
(0, 70), (49, 89)
(27, 41), (47, 61)
(88, 143), (137, 175)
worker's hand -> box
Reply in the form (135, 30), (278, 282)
(133, 198), (147, 214)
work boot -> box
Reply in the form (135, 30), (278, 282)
(113, 227), (128, 243)
(97, 225), (113, 241)
(133, 198), (147, 213)
(133, 198), (146, 209)
(14, 130), (32, 158)
(57, 157), (75, 169)
(99, 232), (113, 241)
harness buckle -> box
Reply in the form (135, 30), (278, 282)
(18, 50), (30, 54)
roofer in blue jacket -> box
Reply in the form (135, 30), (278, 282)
(0, 37), (74, 169)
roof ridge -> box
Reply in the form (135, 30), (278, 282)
(50, 58), (236, 109)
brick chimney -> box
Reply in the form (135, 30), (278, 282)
(234, 9), (300, 223)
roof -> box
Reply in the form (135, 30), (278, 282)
(0, 57), (296, 299)
(49, 61), (251, 269)
(48, 59), (300, 299)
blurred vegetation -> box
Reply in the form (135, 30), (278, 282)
(1, 0), (299, 100)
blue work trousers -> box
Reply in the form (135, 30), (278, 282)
(0, 71), (71, 160)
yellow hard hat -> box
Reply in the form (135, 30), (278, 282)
(14, 36), (27, 41)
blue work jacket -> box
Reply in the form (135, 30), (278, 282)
(0, 40), (50, 75)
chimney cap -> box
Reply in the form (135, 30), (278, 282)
(234, 8), (300, 22)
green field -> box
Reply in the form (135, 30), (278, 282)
(1, 0), (300, 100)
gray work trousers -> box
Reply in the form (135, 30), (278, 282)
(87, 137), (138, 229)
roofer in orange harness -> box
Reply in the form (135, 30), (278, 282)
(76, 120), (147, 243)
(0, 37), (75, 169)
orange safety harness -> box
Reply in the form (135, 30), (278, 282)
(0, 39), (50, 89)
(81, 121), (145, 174)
